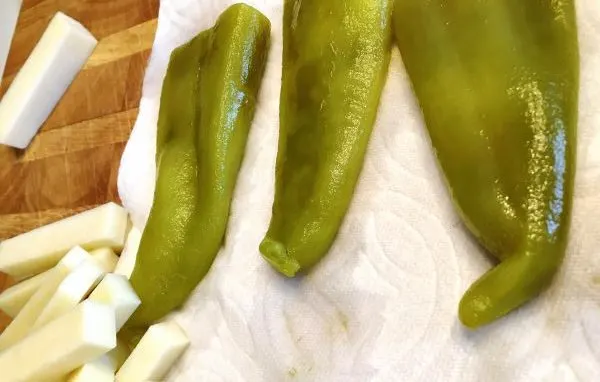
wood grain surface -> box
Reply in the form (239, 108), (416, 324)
(0, 0), (159, 332)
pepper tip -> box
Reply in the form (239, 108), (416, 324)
(259, 238), (301, 277)
(458, 295), (485, 330)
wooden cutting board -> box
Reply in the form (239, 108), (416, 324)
(0, 0), (159, 332)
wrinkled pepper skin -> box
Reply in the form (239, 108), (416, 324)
(394, 0), (579, 328)
(128, 4), (270, 327)
(260, 0), (394, 277)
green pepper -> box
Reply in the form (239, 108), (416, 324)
(259, 0), (394, 277)
(128, 4), (270, 327)
(393, 0), (579, 328)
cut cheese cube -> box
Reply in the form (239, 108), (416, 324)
(0, 0), (22, 80)
(114, 226), (142, 279)
(116, 321), (189, 382)
(0, 202), (128, 279)
(33, 260), (105, 329)
(68, 355), (115, 382)
(0, 246), (93, 350)
(88, 274), (140, 331)
(0, 11), (97, 149)
(0, 300), (116, 381)
(0, 246), (120, 318)
(0, 271), (46, 317)
(90, 247), (119, 272)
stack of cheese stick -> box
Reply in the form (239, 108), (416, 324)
(0, 203), (189, 382)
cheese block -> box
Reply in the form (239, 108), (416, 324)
(0, 247), (93, 350)
(88, 274), (140, 331)
(90, 248), (119, 272)
(33, 261), (105, 329)
(0, 247), (119, 318)
(0, 301), (116, 381)
(0, 202), (128, 279)
(0, 271), (46, 317)
(68, 355), (115, 382)
(116, 321), (189, 381)
(0, 11), (97, 148)
(114, 226), (142, 279)
(0, 0), (22, 80)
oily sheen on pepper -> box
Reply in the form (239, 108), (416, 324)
(260, 0), (394, 277)
(394, 0), (579, 328)
(128, 4), (270, 327)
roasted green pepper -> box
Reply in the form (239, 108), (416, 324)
(394, 0), (579, 328)
(128, 4), (270, 327)
(259, 0), (394, 277)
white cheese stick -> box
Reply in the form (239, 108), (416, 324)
(88, 274), (140, 331)
(68, 355), (115, 382)
(114, 226), (142, 279)
(0, 247), (120, 318)
(116, 321), (189, 382)
(108, 339), (131, 371)
(0, 300), (116, 382)
(33, 261), (105, 329)
(90, 247), (119, 272)
(69, 336), (130, 382)
(0, 246), (93, 350)
(0, 202), (128, 279)
(0, 11), (97, 149)
(0, 0), (22, 80)
(0, 271), (45, 317)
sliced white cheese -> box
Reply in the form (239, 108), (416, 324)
(0, 300), (116, 381)
(0, 246), (120, 318)
(116, 321), (189, 382)
(88, 274), (140, 331)
(33, 260), (105, 329)
(70, 337), (130, 382)
(0, 271), (46, 317)
(0, 246), (93, 350)
(114, 226), (142, 279)
(90, 247), (119, 272)
(0, 0), (22, 80)
(70, 335), (131, 382)
(0, 202), (128, 279)
(68, 355), (115, 382)
(0, 11), (97, 149)
(70, 339), (130, 382)
(108, 339), (131, 371)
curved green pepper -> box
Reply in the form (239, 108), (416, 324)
(394, 0), (579, 328)
(128, 4), (270, 327)
(260, 0), (394, 277)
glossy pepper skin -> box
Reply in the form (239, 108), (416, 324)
(394, 0), (579, 328)
(128, 4), (270, 327)
(259, 0), (394, 277)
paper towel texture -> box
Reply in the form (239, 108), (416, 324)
(118, 1), (600, 381)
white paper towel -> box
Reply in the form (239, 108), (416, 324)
(118, 1), (600, 381)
